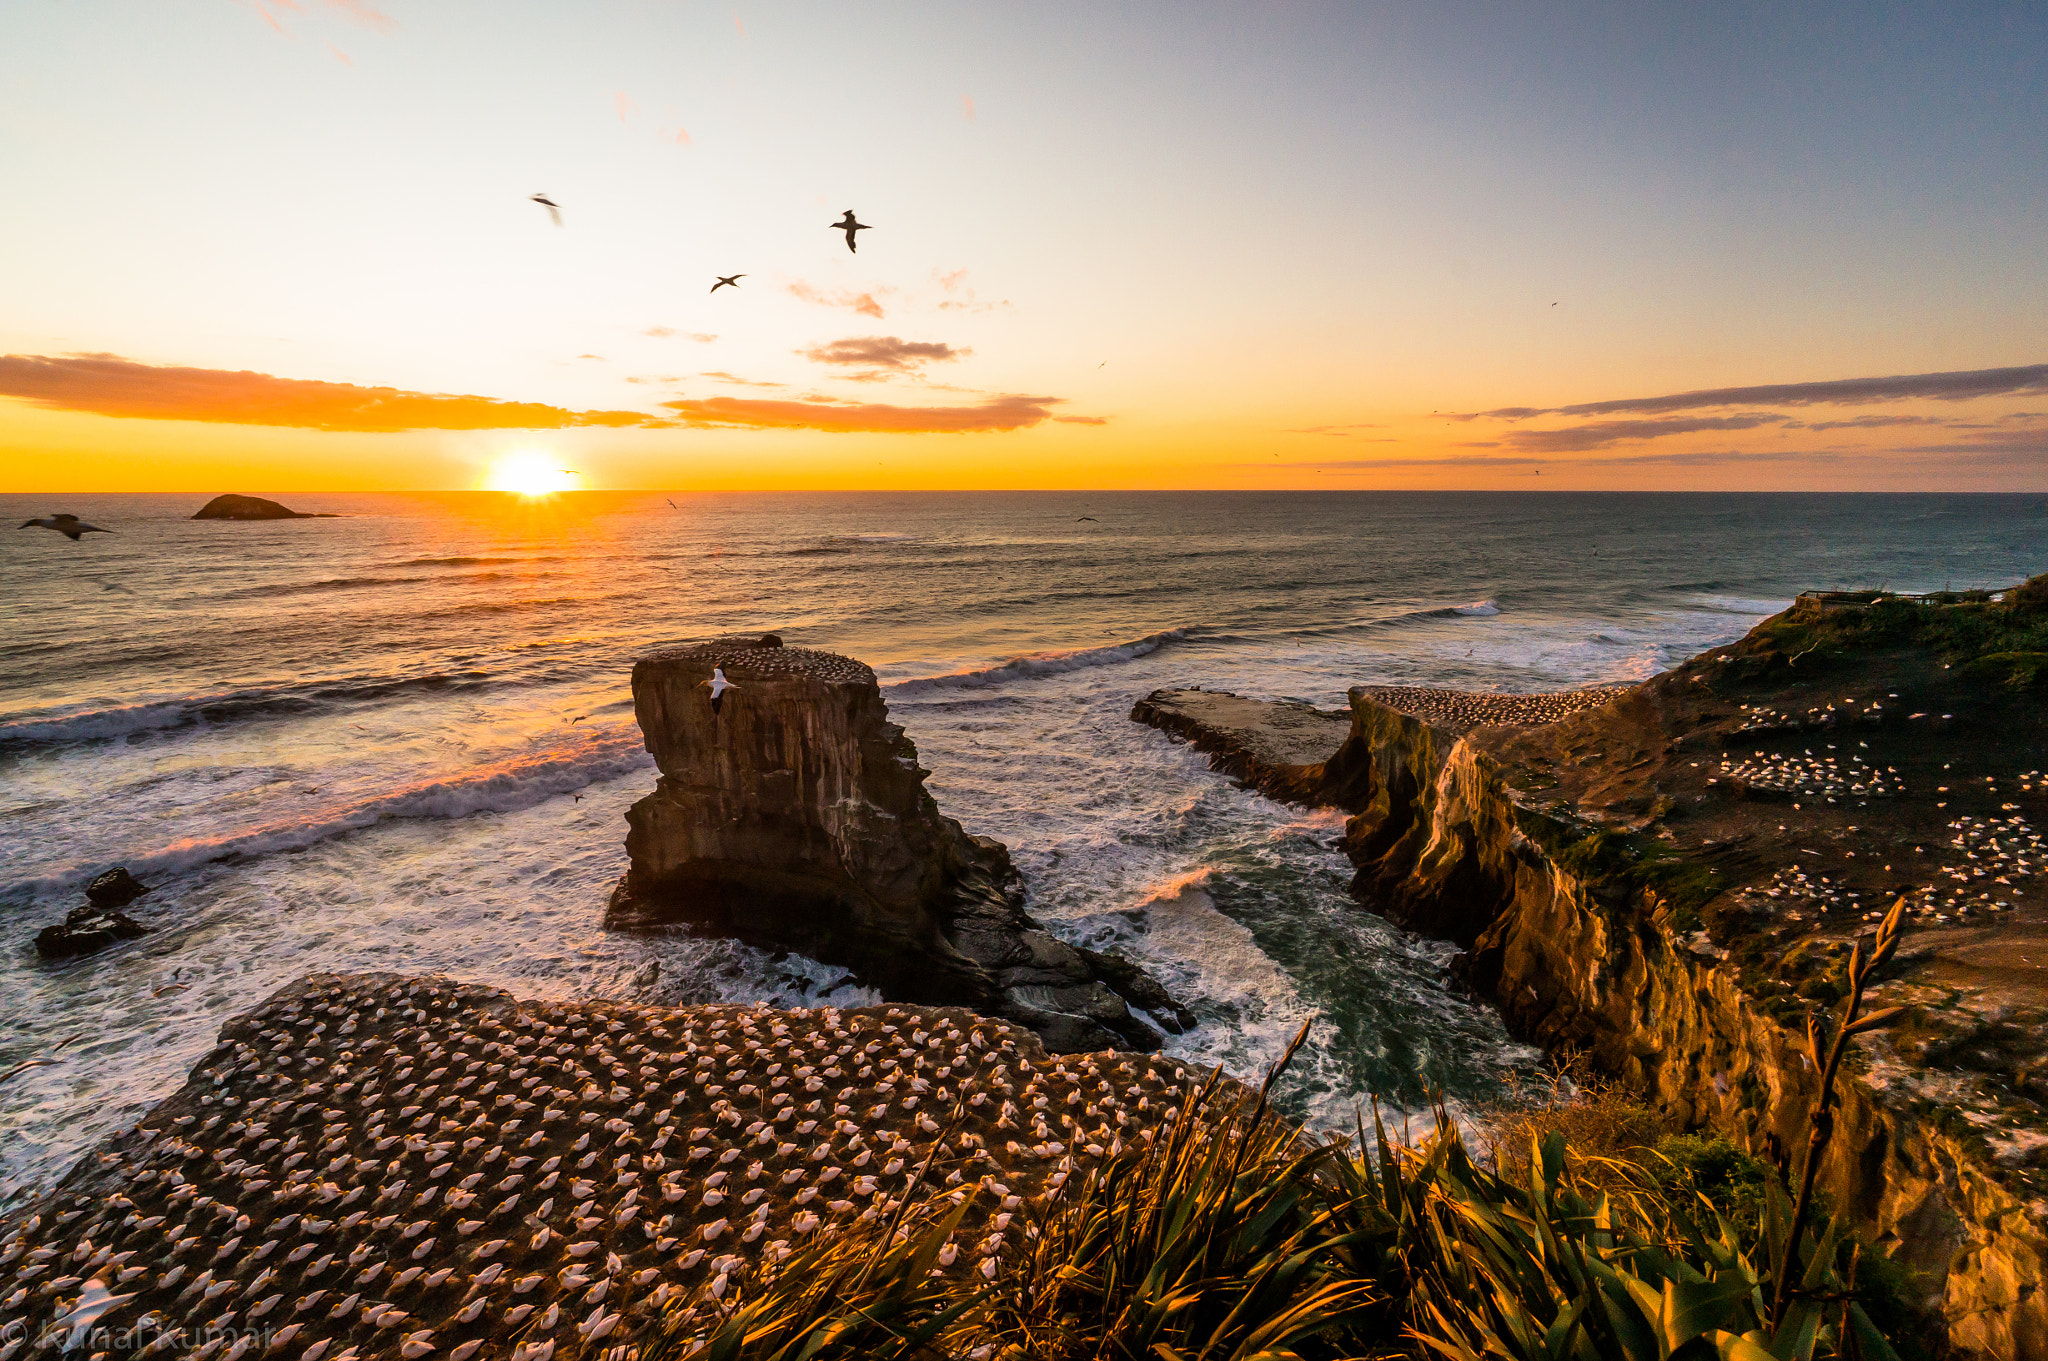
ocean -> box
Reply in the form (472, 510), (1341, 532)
(1, 490), (2040, 1207)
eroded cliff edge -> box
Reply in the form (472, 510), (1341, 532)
(609, 638), (1191, 1053)
(1132, 584), (2048, 1360)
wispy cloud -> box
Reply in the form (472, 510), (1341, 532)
(799, 336), (967, 372)
(241, 0), (394, 36)
(661, 393), (1070, 433)
(961, 94), (976, 121)
(0, 353), (663, 432)
(787, 281), (889, 319)
(699, 371), (786, 388)
(1454, 362), (2048, 421)
(1286, 421), (1389, 437)
(1497, 413), (1788, 452)
(644, 327), (717, 342)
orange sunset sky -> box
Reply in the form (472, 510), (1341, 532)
(3, 3), (2045, 492)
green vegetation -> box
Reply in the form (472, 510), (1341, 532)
(1750, 575), (2048, 686)
(642, 917), (1925, 1360)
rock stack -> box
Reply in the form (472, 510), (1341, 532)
(607, 638), (1191, 1052)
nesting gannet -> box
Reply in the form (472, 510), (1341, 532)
(710, 275), (744, 293)
(21, 515), (112, 540)
(701, 665), (739, 717)
(531, 194), (562, 226)
(831, 211), (869, 252)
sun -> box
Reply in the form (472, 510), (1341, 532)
(483, 451), (581, 496)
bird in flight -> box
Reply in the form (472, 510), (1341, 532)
(531, 193), (562, 226)
(710, 274), (744, 293)
(832, 210), (869, 252)
(1076, 516), (1098, 522)
(21, 515), (112, 540)
(667, 498), (679, 509)
(702, 664), (739, 716)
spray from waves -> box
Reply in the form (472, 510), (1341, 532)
(887, 628), (1186, 694)
(0, 670), (496, 752)
(1450, 599), (1499, 616)
(8, 731), (653, 896)
(1130, 864), (1219, 906)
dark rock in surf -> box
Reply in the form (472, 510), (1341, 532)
(36, 904), (150, 960)
(190, 494), (339, 520)
(86, 866), (151, 909)
(606, 637), (1189, 1051)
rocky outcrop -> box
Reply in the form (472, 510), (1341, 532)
(1330, 693), (2048, 1360)
(33, 867), (152, 959)
(190, 494), (336, 520)
(1129, 688), (1351, 805)
(1131, 654), (2048, 1359)
(610, 638), (1192, 1051)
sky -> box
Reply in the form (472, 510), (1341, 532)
(2, 2), (2046, 492)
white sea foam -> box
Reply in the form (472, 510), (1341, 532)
(9, 733), (652, 895)
(1450, 599), (1500, 616)
(889, 628), (1187, 693)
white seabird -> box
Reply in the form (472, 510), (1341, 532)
(702, 665), (739, 716)
(21, 514), (112, 540)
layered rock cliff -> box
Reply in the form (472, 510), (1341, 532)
(1131, 584), (2048, 1358)
(610, 638), (1191, 1052)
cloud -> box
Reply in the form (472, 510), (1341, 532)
(1498, 413), (1788, 452)
(660, 393), (1069, 433)
(787, 281), (888, 319)
(1286, 422), (1387, 436)
(614, 92), (636, 123)
(644, 327), (716, 342)
(799, 336), (967, 372)
(0, 353), (663, 431)
(699, 371), (786, 388)
(1799, 414), (1946, 432)
(242, 0), (394, 36)
(1053, 415), (1108, 425)
(1455, 362), (2048, 420)
(962, 94), (976, 121)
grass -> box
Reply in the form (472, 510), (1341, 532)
(637, 947), (1930, 1361)
(1750, 573), (2048, 687)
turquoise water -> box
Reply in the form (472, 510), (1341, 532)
(1, 490), (2039, 1205)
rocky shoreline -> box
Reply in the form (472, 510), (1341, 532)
(1132, 586), (2048, 1360)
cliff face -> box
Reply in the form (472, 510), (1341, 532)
(1323, 688), (2048, 1361)
(610, 639), (1191, 1052)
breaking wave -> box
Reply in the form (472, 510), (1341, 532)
(0, 671), (495, 751)
(889, 629), (1187, 694)
(12, 733), (652, 895)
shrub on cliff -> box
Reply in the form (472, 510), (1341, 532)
(645, 1053), (1911, 1361)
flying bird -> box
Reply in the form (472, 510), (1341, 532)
(22, 515), (112, 540)
(702, 665), (738, 716)
(531, 194), (562, 226)
(710, 275), (744, 293)
(667, 499), (679, 510)
(831, 210), (869, 252)
(1075, 517), (1097, 522)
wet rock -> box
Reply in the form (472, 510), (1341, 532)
(86, 865), (151, 909)
(35, 904), (150, 959)
(607, 638), (1186, 1051)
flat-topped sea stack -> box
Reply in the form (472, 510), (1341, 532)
(191, 494), (338, 520)
(0, 973), (1217, 1361)
(609, 638), (1190, 1052)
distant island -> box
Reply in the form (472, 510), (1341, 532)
(190, 493), (340, 520)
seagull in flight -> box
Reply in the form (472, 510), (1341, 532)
(21, 515), (112, 540)
(831, 210), (869, 252)
(702, 664), (739, 716)
(710, 274), (744, 293)
(531, 193), (562, 226)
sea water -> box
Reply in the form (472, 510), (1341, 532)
(1, 490), (2040, 1205)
